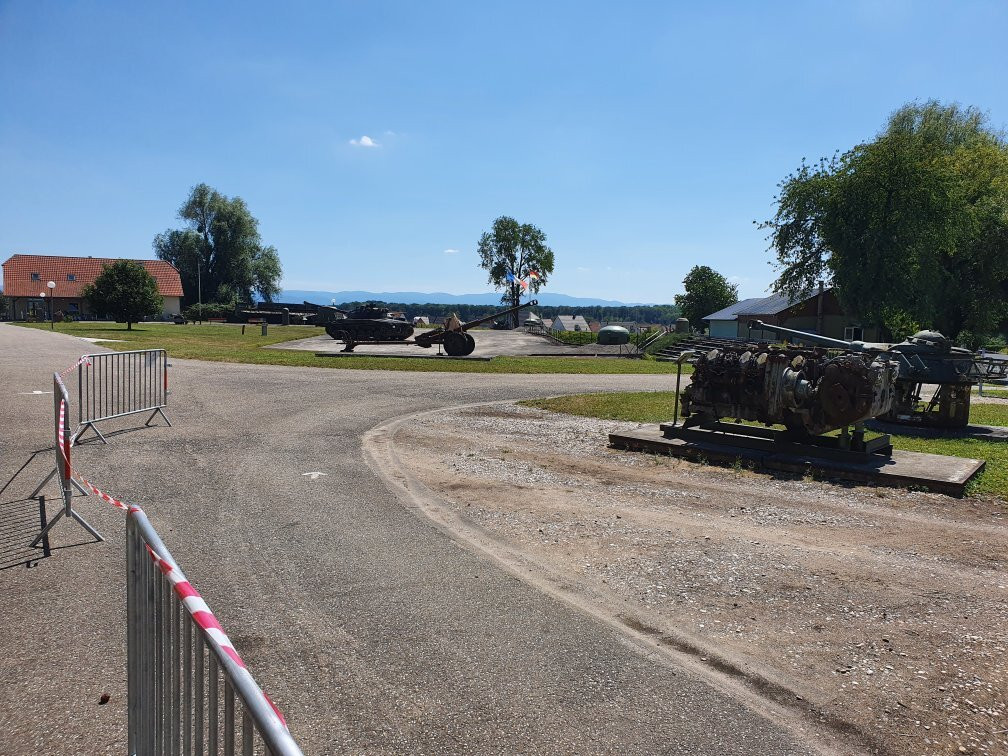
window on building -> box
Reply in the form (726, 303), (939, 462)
(30, 272), (40, 281)
(844, 326), (864, 341)
(68, 302), (80, 314)
(67, 274), (76, 281)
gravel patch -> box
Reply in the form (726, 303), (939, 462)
(394, 402), (1008, 755)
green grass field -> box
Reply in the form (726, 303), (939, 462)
(976, 388), (1008, 400)
(14, 321), (686, 375)
(522, 391), (1008, 499)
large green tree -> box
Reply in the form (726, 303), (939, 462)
(82, 260), (162, 330)
(477, 216), (555, 326)
(761, 101), (1008, 339)
(674, 265), (738, 327)
(154, 183), (282, 308)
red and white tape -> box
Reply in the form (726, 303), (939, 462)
(50, 402), (289, 729)
(60, 354), (92, 377)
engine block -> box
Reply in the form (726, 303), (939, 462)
(682, 346), (899, 437)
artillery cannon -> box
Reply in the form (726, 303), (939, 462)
(748, 320), (982, 428)
(325, 300), (538, 357)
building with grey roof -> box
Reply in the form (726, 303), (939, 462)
(703, 288), (880, 342)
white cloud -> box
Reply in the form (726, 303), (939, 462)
(576, 266), (591, 273)
(443, 248), (459, 255)
(350, 135), (379, 148)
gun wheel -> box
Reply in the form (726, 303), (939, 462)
(443, 331), (468, 357)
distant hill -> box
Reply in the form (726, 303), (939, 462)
(282, 289), (657, 307)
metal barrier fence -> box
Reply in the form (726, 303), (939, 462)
(29, 358), (302, 754)
(29, 371), (102, 544)
(74, 349), (171, 444)
(127, 510), (303, 756)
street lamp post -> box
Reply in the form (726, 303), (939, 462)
(47, 280), (56, 329)
(197, 256), (202, 324)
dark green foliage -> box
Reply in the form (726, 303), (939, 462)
(182, 302), (235, 321)
(643, 331), (688, 354)
(82, 260), (162, 330)
(0, 288), (9, 320)
(762, 101), (1008, 339)
(673, 266), (738, 326)
(477, 216), (555, 325)
(154, 183), (282, 307)
(552, 331), (598, 345)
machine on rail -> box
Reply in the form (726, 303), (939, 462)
(320, 300), (538, 357)
(747, 320), (982, 428)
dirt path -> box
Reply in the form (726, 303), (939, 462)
(374, 403), (1008, 756)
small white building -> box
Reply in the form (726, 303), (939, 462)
(551, 314), (590, 332)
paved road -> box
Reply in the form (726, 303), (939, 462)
(0, 324), (818, 755)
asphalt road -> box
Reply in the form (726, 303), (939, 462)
(0, 323), (818, 755)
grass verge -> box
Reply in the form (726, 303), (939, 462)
(522, 391), (1008, 499)
(13, 322), (686, 375)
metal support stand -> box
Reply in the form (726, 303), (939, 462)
(72, 421), (108, 445)
(671, 350), (697, 428)
(30, 484), (103, 547)
(144, 407), (172, 428)
(37, 496), (51, 558)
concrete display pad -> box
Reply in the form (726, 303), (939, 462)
(315, 351), (491, 361)
(609, 427), (986, 497)
(270, 328), (633, 358)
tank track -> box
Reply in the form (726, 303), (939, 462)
(325, 319), (414, 342)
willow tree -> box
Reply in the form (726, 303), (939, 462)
(154, 183), (282, 309)
(476, 216), (555, 326)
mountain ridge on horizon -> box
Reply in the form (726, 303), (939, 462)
(281, 289), (661, 307)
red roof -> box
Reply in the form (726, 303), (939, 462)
(2, 254), (184, 298)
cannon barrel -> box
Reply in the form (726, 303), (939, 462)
(748, 319), (867, 350)
(459, 299), (538, 331)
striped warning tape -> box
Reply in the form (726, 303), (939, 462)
(50, 398), (289, 729)
(60, 354), (92, 377)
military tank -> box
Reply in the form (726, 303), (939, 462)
(748, 320), (982, 428)
(320, 303), (414, 343)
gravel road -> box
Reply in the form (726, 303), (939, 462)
(382, 403), (1007, 756)
(0, 324), (822, 755)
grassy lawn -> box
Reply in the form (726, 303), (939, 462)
(523, 391), (1008, 498)
(976, 387), (1008, 399)
(13, 322), (685, 375)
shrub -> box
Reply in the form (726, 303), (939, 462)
(553, 330), (598, 345)
(183, 302), (235, 322)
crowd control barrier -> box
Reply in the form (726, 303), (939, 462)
(74, 349), (171, 444)
(30, 357), (303, 755)
(127, 509), (303, 756)
(29, 372), (103, 545)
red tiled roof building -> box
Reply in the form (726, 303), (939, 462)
(2, 254), (184, 321)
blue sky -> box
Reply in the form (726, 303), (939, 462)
(1, 1), (1006, 304)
